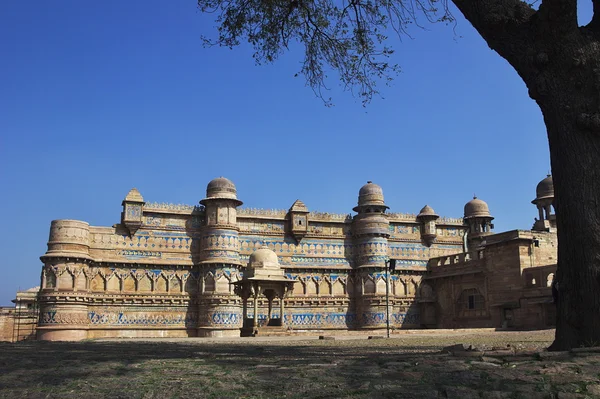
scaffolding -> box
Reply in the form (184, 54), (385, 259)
(11, 289), (39, 342)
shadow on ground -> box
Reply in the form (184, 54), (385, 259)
(2, 331), (595, 399)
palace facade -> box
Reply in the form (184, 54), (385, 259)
(35, 176), (557, 341)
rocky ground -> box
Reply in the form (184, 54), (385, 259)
(1, 329), (599, 398)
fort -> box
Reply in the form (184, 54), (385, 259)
(2, 176), (557, 341)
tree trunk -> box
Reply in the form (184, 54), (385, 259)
(522, 35), (600, 350)
(543, 105), (600, 350)
(519, 27), (600, 350)
(452, 0), (600, 350)
(542, 80), (600, 350)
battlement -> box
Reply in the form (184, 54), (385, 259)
(428, 250), (484, 268)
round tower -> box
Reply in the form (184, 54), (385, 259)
(464, 196), (494, 249)
(352, 181), (390, 268)
(38, 219), (92, 341)
(197, 177), (244, 337)
(352, 181), (390, 329)
(532, 175), (556, 231)
(199, 177), (243, 264)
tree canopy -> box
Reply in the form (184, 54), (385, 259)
(199, 0), (456, 105)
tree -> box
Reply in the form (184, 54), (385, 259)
(197, 0), (600, 350)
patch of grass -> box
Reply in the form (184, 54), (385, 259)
(0, 330), (584, 399)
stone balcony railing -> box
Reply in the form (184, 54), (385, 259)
(425, 250), (486, 279)
(427, 250), (484, 267)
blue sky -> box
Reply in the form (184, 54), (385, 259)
(0, 1), (592, 305)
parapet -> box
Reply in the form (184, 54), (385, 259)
(43, 219), (91, 260)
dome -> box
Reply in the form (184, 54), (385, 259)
(535, 175), (554, 201)
(245, 247), (285, 279)
(248, 247), (279, 267)
(206, 177), (237, 199)
(201, 177), (243, 205)
(417, 205), (438, 219)
(464, 197), (492, 219)
(354, 181), (388, 211)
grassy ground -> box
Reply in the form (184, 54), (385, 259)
(1, 330), (599, 399)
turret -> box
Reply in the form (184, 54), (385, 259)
(464, 196), (494, 249)
(199, 177), (243, 265)
(288, 199), (309, 243)
(417, 205), (439, 247)
(352, 181), (391, 330)
(121, 188), (145, 236)
(197, 177), (244, 337)
(38, 219), (92, 341)
(352, 181), (390, 268)
(532, 175), (556, 232)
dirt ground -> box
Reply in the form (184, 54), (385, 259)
(1, 329), (599, 399)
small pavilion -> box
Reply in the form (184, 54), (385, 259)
(233, 247), (295, 336)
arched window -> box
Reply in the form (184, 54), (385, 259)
(45, 272), (56, 289)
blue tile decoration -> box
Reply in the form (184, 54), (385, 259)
(38, 192), (470, 339)
(87, 310), (197, 327)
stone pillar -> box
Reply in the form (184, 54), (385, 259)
(279, 290), (285, 326)
(253, 286), (259, 329)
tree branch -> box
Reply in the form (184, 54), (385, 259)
(588, 0), (600, 31)
(451, 0), (535, 63)
(538, 0), (578, 36)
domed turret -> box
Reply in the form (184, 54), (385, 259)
(202, 177), (242, 205)
(353, 181), (388, 212)
(463, 196), (494, 246)
(534, 175), (554, 202)
(417, 205), (438, 219)
(197, 177), (245, 336)
(464, 197), (492, 220)
(532, 175), (556, 232)
(417, 205), (439, 247)
(351, 181), (390, 272)
(198, 177), (243, 265)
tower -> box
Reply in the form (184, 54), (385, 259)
(464, 196), (494, 249)
(197, 177), (244, 337)
(38, 219), (92, 341)
(351, 181), (390, 329)
(532, 175), (556, 232)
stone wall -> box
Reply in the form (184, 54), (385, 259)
(426, 229), (557, 330)
(0, 308), (37, 342)
(33, 183), (474, 340)
(0, 308), (15, 342)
